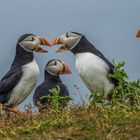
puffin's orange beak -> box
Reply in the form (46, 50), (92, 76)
(136, 30), (140, 38)
(51, 36), (60, 46)
(37, 36), (51, 46)
(33, 36), (51, 53)
(60, 62), (72, 75)
(51, 37), (66, 53)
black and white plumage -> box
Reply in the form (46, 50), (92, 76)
(33, 59), (71, 111)
(0, 34), (50, 115)
(52, 32), (118, 97)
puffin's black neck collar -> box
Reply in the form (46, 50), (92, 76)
(11, 44), (34, 68)
(44, 70), (62, 83)
(71, 36), (101, 56)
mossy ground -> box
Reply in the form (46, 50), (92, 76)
(0, 104), (140, 140)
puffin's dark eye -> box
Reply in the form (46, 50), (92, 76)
(31, 37), (34, 41)
(54, 61), (57, 65)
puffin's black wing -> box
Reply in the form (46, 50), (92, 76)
(97, 52), (118, 86)
(33, 82), (49, 106)
(58, 83), (69, 97)
(96, 52), (118, 86)
(0, 68), (22, 103)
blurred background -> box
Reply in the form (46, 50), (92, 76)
(0, 0), (140, 110)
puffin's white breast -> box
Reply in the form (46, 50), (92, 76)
(7, 59), (39, 106)
(75, 52), (114, 94)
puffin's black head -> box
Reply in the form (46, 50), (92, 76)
(51, 32), (83, 52)
(18, 34), (51, 53)
(136, 30), (140, 38)
(45, 59), (71, 75)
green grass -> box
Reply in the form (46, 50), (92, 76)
(0, 61), (140, 140)
(0, 104), (140, 140)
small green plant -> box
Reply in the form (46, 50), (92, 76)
(109, 60), (140, 106)
(89, 92), (104, 105)
(40, 86), (72, 112)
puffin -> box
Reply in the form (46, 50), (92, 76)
(136, 29), (140, 38)
(0, 33), (50, 115)
(33, 59), (71, 111)
(52, 32), (118, 98)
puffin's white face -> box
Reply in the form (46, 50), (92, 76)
(46, 60), (71, 75)
(18, 35), (51, 53)
(52, 32), (82, 52)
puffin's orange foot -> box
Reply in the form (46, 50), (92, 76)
(6, 107), (22, 116)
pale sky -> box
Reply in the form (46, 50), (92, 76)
(0, 0), (140, 110)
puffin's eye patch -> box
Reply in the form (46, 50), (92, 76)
(66, 32), (69, 38)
